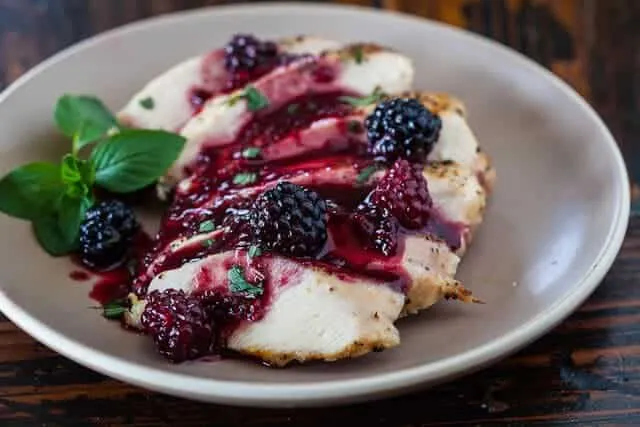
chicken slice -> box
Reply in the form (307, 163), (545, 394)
(126, 230), (476, 366)
(127, 252), (405, 366)
(118, 36), (342, 131)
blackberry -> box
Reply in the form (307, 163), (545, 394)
(353, 203), (398, 256)
(79, 200), (139, 270)
(224, 34), (279, 73)
(371, 160), (433, 229)
(141, 289), (215, 363)
(365, 98), (442, 163)
(250, 182), (328, 257)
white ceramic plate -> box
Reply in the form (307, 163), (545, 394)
(0, 3), (629, 407)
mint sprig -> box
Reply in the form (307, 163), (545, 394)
(0, 94), (186, 257)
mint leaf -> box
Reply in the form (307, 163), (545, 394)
(57, 195), (92, 246)
(248, 245), (262, 258)
(232, 172), (257, 186)
(339, 88), (386, 107)
(32, 215), (77, 256)
(90, 129), (186, 193)
(202, 239), (215, 248)
(198, 220), (215, 233)
(356, 164), (382, 185)
(103, 299), (128, 319)
(54, 95), (118, 151)
(0, 162), (64, 220)
(139, 97), (155, 110)
(241, 147), (261, 159)
(243, 86), (269, 112)
(78, 160), (95, 186)
(227, 265), (263, 296)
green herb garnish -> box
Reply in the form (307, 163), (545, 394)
(198, 220), (215, 233)
(339, 87), (386, 107)
(102, 299), (128, 320)
(227, 265), (263, 296)
(229, 86), (269, 111)
(248, 245), (262, 258)
(353, 46), (365, 64)
(0, 94), (186, 256)
(241, 147), (262, 159)
(233, 172), (258, 186)
(244, 86), (269, 111)
(356, 164), (382, 185)
(139, 97), (155, 110)
(202, 239), (215, 248)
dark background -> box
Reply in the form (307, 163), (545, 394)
(1, 1), (640, 425)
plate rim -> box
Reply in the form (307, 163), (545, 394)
(0, 2), (630, 406)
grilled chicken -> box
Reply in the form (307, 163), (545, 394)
(119, 36), (494, 366)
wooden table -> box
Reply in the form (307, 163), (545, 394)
(1, 0), (639, 425)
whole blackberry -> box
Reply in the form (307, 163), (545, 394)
(370, 160), (433, 229)
(353, 203), (398, 256)
(79, 200), (139, 270)
(224, 34), (279, 73)
(250, 182), (328, 257)
(365, 98), (442, 163)
(141, 289), (215, 363)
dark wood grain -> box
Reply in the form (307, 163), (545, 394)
(1, 0), (639, 425)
